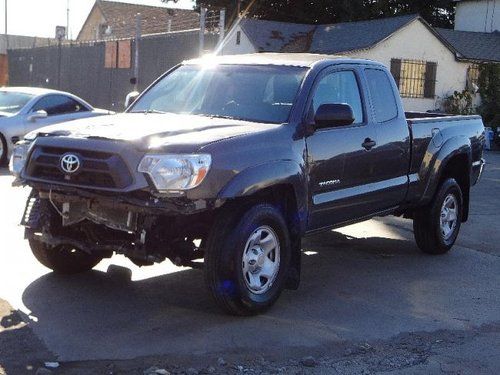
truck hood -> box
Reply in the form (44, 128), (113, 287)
(29, 113), (279, 150)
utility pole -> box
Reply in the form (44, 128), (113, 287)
(134, 13), (141, 92)
(66, 0), (70, 40)
(236, 0), (241, 16)
(5, 0), (8, 50)
(199, 7), (206, 56)
(4, 0), (7, 35)
(218, 8), (225, 47)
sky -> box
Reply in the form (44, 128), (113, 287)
(0, 0), (195, 39)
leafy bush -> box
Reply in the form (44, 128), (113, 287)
(478, 64), (500, 129)
(442, 90), (475, 115)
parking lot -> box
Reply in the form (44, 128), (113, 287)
(0, 152), (499, 374)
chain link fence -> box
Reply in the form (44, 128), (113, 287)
(8, 30), (219, 111)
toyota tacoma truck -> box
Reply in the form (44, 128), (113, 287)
(10, 54), (485, 315)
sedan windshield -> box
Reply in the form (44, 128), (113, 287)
(130, 64), (307, 124)
(0, 91), (34, 114)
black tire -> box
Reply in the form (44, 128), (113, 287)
(204, 203), (291, 316)
(413, 178), (463, 255)
(0, 133), (7, 166)
(29, 239), (103, 275)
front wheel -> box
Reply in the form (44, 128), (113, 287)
(204, 203), (291, 316)
(29, 239), (103, 274)
(413, 178), (463, 255)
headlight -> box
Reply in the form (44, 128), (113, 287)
(9, 141), (30, 177)
(138, 154), (212, 192)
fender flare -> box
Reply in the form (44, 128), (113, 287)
(218, 160), (308, 232)
(419, 135), (471, 204)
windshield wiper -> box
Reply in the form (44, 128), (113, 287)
(207, 114), (237, 120)
(131, 109), (167, 114)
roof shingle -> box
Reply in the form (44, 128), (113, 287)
(98, 0), (199, 38)
(240, 15), (421, 54)
(436, 28), (500, 62)
(240, 19), (315, 53)
(310, 15), (419, 54)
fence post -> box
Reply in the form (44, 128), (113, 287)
(134, 13), (141, 91)
(199, 7), (206, 56)
(57, 41), (62, 89)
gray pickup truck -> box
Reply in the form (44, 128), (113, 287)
(10, 54), (485, 315)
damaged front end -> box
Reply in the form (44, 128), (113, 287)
(22, 188), (216, 268)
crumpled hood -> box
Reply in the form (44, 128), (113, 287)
(30, 113), (277, 150)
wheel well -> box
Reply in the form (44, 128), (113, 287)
(440, 153), (470, 222)
(229, 184), (300, 235)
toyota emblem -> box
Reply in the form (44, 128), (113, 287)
(60, 154), (81, 174)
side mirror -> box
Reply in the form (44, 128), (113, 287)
(125, 91), (140, 109)
(27, 110), (48, 122)
(314, 103), (355, 129)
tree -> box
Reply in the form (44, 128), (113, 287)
(190, 0), (455, 28)
(478, 64), (500, 128)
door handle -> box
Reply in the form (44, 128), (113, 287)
(362, 138), (376, 150)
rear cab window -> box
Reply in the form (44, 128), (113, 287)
(364, 69), (398, 123)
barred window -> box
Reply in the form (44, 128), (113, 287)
(467, 64), (480, 91)
(390, 59), (437, 99)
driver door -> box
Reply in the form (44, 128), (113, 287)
(306, 67), (378, 231)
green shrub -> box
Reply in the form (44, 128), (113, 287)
(478, 64), (500, 129)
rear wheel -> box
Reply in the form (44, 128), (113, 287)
(0, 133), (7, 166)
(29, 239), (103, 274)
(413, 178), (463, 255)
(204, 203), (291, 315)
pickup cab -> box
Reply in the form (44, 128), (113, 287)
(10, 54), (485, 315)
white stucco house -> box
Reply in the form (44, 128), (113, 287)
(220, 13), (500, 112)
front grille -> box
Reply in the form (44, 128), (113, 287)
(26, 146), (133, 189)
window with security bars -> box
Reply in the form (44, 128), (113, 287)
(390, 59), (437, 99)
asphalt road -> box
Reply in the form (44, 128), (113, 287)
(0, 152), (499, 374)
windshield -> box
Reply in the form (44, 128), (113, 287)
(0, 91), (34, 114)
(130, 64), (307, 124)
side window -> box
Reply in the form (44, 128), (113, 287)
(32, 95), (89, 116)
(311, 71), (364, 125)
(365, 69), (398, 123)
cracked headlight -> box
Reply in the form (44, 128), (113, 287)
(138, 154), (212, 192)
(9, 141), (30, 177)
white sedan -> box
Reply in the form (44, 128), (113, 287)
(0, 87), (112, 164)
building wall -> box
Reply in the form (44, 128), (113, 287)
(455, 0), (500, 33)
(345, 19), (473, 112)
(0, 35), (54, 54)
(0, 54), (8, 86)
(77, 5), (107, 41)
(220, 26), (257, 55)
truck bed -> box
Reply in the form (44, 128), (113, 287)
(405, 113), (485, 205)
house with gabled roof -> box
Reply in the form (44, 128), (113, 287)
(77, 0), (200, 41)
(221, 14), (499, 112)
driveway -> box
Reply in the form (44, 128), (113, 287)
(0, 152), (499, 374)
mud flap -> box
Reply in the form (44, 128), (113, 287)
(285, 236), (301, 290)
